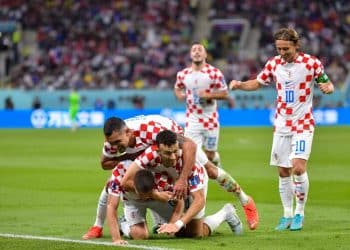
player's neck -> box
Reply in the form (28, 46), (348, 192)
(192, 61), (206, 71)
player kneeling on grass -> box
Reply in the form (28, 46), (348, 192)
(106, 160), (182, 245)
(121, 130), (243, 238)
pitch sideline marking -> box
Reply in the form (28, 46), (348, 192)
(0, 233), (182, 250)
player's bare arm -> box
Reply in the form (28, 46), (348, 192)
(168, 198), (185, 224)
(197, 89), (228, 100)
(318, 81), (334, 94)
(120, 162), (141, 192)
(106, 195), (128, 245)
(158, 189), (205, 234)
(229, 79), (260, 91)
(174, 87), (186, 102)
(174, 134), (196, 199)
(100, 151), (144, 170)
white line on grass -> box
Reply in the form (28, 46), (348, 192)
(0, 233), (182, 250)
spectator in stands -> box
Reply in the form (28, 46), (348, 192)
(32, 96), (42, 110)
(4, 96), (14, 110)
(230, 27), (334, 231)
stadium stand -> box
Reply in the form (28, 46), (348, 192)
(0, 0), (349, 109)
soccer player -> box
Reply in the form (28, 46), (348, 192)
(174, 43), (259, 230)
(82, 114), (257, 240)
(121, 130), (243, 238)
(174, 42), (228, 167)
(68, 87), (80, 131)
(82, 114), (196, 240)
(106, 161), (183, 245)
(229, 27), (334, 231)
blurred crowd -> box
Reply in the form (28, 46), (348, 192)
(210, 0), (349, 88)
(1, 0), (197, 90)
(0, 0), (349, 90)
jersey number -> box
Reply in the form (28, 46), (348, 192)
(285, 90), (294, 103)
(295, 140), (306, 153)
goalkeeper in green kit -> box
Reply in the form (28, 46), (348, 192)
(69, 87), (80, 131)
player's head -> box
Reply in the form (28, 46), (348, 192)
(134, 169), (155, 200)
(190, 42), (207, 65)
(156, 130), (180, 168)
(274, 27), (300, 63)
(103, 117), (132, 153)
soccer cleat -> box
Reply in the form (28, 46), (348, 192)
(275, 217), (293, 231)
(224, 203), (243, 235)
(290, 214), (304, 231)
(243, 196), (259, 230)
(82, 226), (103, 240)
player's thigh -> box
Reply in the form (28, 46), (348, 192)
(270, 134), (293, 168)
(290, 132), (314, 161)
(203, 128), (219, 151)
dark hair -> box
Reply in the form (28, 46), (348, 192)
(103, 117), (126, 136)
(156, 130), (177, 146)
(274, 28), (300, 46)
(134, 170), (155, 193)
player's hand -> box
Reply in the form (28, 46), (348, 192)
(229, 80), (241, 90)
(112, 239), (128, 245)
(318, 82), (334, 94)
(173, 178), (187, 200)
(151, 191), (172, 202)
(157, 223), (180, 235)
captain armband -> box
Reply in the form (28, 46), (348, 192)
(315, 73), (329, 84)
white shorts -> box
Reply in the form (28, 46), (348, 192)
(185, 127), (219, 152)
(123, 200), (174, 226)
(270, 132), (314, 168)
(189, 169), (208, 220)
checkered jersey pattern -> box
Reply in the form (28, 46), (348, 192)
(102, 115), (183, 158)
(175, 64), (227, 131)
(107, 161), (135, 201)
(135, 145), (206, 193)
(257, 53), (324, 134)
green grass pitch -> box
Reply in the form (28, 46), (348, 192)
(0, 126), (350, 249)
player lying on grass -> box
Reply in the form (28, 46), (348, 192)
(83, 115), (257, 240)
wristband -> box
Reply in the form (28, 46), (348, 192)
(175, 219), (185, 229)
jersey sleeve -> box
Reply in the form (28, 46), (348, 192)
(188, 164), (206, 192)
(257, 58), (276, 85)
(213, 69), (228, 91)
(102, 141), (126, 158)
(175, 70), (186, 89)
(107, 162), (128, 197)
(134, 145), (159, 169)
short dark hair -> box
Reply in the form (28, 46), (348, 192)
(156, 130), (177, 147)
(134, 170), (155, 193)
(103, 117), (126, 136)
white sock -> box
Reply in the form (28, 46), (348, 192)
(216, 168), (249, 205)
(203, 206), (227, 233)
(279, 176), (294, 218)
(294, 172), (309, 216)
(120, 221), (131, 238)
(93, 188), (108, 227)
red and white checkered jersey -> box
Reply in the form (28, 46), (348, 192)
(135, 145), (206, 193)
(175, 64), (227, 130)
(257, 53), (325, 134)
(107, 161), (139, 201)
(107, 160), (175, 201)
(102, 115), (184, 158)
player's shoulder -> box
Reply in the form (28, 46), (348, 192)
(296, 52), (321, 63)
(177, 66), (192, 77)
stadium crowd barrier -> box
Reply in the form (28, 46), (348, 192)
(0, 107), (349, 129)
